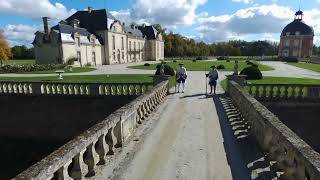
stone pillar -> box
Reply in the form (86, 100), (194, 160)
(226, 75), (247, 94)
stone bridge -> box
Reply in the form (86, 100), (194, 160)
(3, 73), (320, 180)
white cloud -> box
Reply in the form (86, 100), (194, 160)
(0, 0), (76, 20)
(196, 4), (320, 44)
(111, 0), (207, 27)
(2, 24), (41, 47)
(232, 0), (254, 4)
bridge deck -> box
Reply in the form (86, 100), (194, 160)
(93, 72), (252, 180)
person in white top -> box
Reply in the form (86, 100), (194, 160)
(206, 65), (219, 94)
(176, 63), (188, 93)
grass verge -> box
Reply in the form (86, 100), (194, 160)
(129, 60), (273, 71)
(0, 74), (176, 88)
(287, 62), (320, 73)
(220, 76), (320, 90)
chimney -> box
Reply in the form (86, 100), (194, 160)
(71, 19), (80, 28)
(42, 17), (51, 35)
(88, 6), (93, 13)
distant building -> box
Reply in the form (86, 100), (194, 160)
(33, 7), (164, 66)
(278, 10), (314, 59)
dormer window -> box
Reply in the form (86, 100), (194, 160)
(286, 32), (290, 36)
(295, 31), (300, 35)
(91, 38), (95, 47)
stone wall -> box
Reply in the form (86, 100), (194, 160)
(13, 81), (168, 179)
(227, 80), (320, 180)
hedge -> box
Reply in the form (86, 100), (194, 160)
(0, 64), (66, 73)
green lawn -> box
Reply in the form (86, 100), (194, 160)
(129, 60), (273, 71)
(288, 62), (320, 73)
(24, 67), (97, 74)
(220, 77), (320, 90)
(0, 74), (176, 88)
(4, 59), (35, 65)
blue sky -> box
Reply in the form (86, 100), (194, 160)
(1, 0), (320, 47)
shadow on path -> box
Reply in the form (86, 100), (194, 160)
(213, 94), (279, 180)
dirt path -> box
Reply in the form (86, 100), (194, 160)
(105, 72), (233, 180)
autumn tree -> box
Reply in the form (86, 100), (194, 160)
(0, 31), (12, 66)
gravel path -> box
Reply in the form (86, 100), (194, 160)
(92, 72), (252, 180)
(260, 61), (320, 79)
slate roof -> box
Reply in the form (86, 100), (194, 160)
(66, 9), (116, 32)
(281, 19), (314, 36)
(138, 26), (159, 40)
(52, 24), (91, 36)
(125, 25), (144, 38)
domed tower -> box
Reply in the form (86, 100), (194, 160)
(278, 10), (314, 59)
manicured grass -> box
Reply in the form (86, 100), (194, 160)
(220, 77), (320, 90)
(129, 60), (273, 71)
(4, 59), (35, 65)
(24, 67), (97, 74)
(288, 62), (320, 73)
(0, 74), (176, 88)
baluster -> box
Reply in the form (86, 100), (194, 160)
(0, 83), (3, 93)
(57, 84), (62, 94)
(18, 84), (23, 94)
(69, 149), (89, 180)
(99, 85), (104, 95)
(3, 83), (8, 93)
(68, 85), (74, 95)
(83, 142), (99, 177)
(52, 84), (56, 94)
(74, 85), (79, 95)
(63, 85), (67, 94)
(85, 85), (90, 95)
(28, 84), (32, 94)
(55, 160), (73, 180)
(8, 83), (13, 93)
(105, 127), (117, 155)
(123, 85), (128, 95)
(96, 134), (108, 165)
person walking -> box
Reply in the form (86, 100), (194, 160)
(206, 65), (219, 94)
(176, 63), (187, 93)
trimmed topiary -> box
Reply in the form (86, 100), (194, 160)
(217, 65), (225, 70)
(240, 66), (263, 80)
(173, 60), (177, 63)
(155, 64), (175, 76)
(282, 57), (298, 63)
(217, 56), (225, 61)
(193, 59), (197, 62)
(144, 63), (150, 66)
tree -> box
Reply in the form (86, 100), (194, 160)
(0, 31), (12, 66)
(11, 45), (35, 59)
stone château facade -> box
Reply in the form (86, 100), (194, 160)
(278, 10), (314, 59)
(33, 7), (164, 66)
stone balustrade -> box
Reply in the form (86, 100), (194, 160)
(13, 81), (168, 180)
(244, 83), (320, 101)
(228, 80), (320, 180)
(0, 81), (153, 96)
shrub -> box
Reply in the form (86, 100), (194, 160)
(144, 63), (150, 66)
(193, 59), (197, 62)
(217, 65), (225, 70)
(217, 56), (225, 61)
(0, 64), (66, 73)
(282, 57), (298, 63)
(66, 57), (77, 65)
(173, 60), (177, 63)
(226, 59), (230, 62)
(240, 66), (262, 80)
(155, 64), (175, 76)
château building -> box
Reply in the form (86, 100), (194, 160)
(33, 7), (164, 66)
(278, 10), (314, 59)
